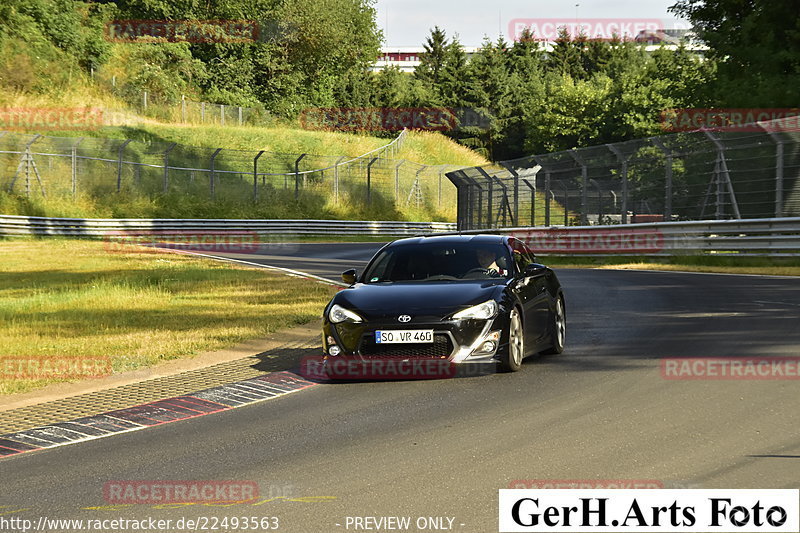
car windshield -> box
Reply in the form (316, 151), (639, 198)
(362, 242), (512, 282)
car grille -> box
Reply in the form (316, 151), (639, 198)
(358, 333), (454, 358)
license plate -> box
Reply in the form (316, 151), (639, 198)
(375, 330), (434, 344)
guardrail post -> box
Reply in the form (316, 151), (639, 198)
(294, 153), (307, 200)
(163, 143), (176, 194)
(766, 130), (785, 217)
(607, 144), (628, 224)
(253, 150), (265, 202)
(116, 139), (131, 193)
(210, 148), (222, 200)
(366, 157), (379, 206)
(72, 137), (84, 198)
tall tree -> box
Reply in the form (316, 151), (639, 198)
(546, 27), (585, 79)
(415, 26), (449, 93)
(669, 0), (800, 105)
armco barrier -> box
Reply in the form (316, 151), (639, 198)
(1, 215), (798, 257)
(471, 217), (800, 257)
(0, 215), (456, 237)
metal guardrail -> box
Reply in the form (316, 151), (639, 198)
(0, 215), (456, 237)
(2, 215), (796, 257)
(462, 217), (800, 257)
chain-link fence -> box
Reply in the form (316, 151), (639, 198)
(0, 129), (461, 215)
(447, 118), (800, 230)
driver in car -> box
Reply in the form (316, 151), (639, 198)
(476, 248), (506, 277)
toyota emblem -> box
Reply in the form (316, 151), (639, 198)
(398, 315), (412, 323)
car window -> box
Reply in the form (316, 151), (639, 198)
(363, 242), (512, 282)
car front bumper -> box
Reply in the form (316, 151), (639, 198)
(322, 315), (507, 364)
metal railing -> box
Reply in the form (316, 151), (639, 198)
(0, 214), (456, 237)
(447, 118), (800, 230)
(472, 217), (800, 257)
(0, 129), (461, 214)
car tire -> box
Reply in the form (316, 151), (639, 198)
(542, 294), (566, 355)
(499, 307), (524, 372)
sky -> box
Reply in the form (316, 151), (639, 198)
(374, 0), (690, 47)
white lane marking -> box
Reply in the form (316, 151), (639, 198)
(167, 249), (347, 287)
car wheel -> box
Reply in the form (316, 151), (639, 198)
(542, 295), (565, 355)
(499, 307), (524, 372)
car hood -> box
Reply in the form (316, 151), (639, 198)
(334, 281), (505, 319)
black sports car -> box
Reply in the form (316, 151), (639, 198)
(321, 234), (565, 374)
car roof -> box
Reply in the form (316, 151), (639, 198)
(387, 234), (508, 247)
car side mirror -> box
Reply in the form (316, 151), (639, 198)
(341, 269), (357, 285)
(523, 263), (548, 277)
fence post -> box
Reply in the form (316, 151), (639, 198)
(394, 159), (406, 202)
(500, 163), (522, 225)
(220, 104), (225, 126)
(544, 171), (552, 226)
(238, 107), (243, 126)
(569, 149), (589, 225)
(294, 153), (307, 199)
(201, 102), (205, 123)
(703, 131), (741, 219)
(181, 95), (186, 122)
(210, 148), (222, 200)
(253, 150), (265, 202)
(766, 130), (785, 217)
(367, 157), (379, 206)
(607, 144), (629, 224)
(72, 137), (84, 198)
(163, 143), (176, 194)
(334, 156), (347, 205)
(116, 139), (132, 193)
(143, 91), (148, 110)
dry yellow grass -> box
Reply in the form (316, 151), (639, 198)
(0, 239), (336, 395)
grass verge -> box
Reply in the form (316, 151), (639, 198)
(0, 238), (336, 396)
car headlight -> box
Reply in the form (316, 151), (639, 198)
(329, 303), (364, 324)
(452, 300), (498, 320)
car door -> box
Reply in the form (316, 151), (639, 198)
(513, 239), (551, 348)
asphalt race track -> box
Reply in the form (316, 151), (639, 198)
(1, 242), (799, 532)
